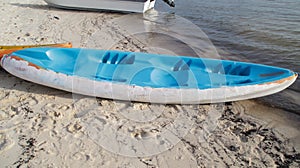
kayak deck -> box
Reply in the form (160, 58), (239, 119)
(4, 48), (296, 89)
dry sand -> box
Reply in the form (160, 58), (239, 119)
(0, 0), (300, 167)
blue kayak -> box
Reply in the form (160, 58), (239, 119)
(1, 48), (297, 104)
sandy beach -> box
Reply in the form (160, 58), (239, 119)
(0, 0), (299, 167)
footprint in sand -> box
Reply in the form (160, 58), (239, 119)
(114, 101), (167, 123)
(0, 90), (8, 100)
(80, 102), (199, 157)
(0, 133), (15, 154)
(26, 97), (39, 106)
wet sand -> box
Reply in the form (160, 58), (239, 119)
(0, 0), (299, 167)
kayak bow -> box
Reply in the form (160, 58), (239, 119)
(0, 42), (72, 60)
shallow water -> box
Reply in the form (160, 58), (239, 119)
(156, 0), (300, 68)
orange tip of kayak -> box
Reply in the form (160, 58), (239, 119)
(0, 42), (72, 60)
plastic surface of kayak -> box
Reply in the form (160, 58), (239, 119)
(1, 48), (297, 104)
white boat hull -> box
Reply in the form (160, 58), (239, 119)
(44, 0), (156, 13)
(2, 56), (297, 104)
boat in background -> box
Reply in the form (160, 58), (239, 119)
(44, 0), (157, 13)
(1, 48), (297, 104)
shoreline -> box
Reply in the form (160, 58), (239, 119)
(1, 0), (299, 167)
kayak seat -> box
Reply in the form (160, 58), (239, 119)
(95, 51), (135, 81)
(129, 58), (191, 88)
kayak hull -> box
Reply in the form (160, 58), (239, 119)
(44, 0), (156, 13)
(1, 48), (297, 104)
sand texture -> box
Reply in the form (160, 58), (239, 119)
(0, 0), (300, 167)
